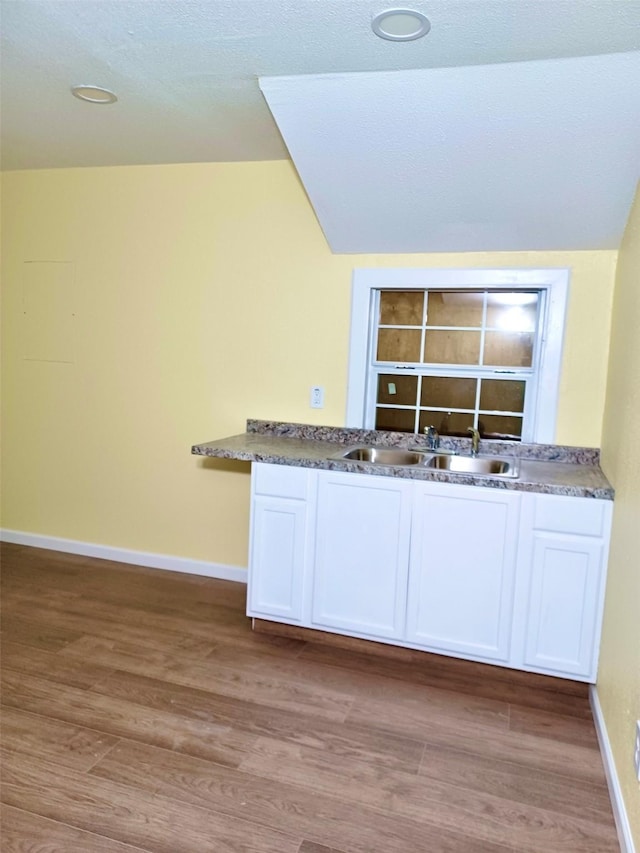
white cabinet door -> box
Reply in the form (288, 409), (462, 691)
(523, 532), (605, 678)
(248, 497), (308, 621)
(312, 472), (412, 640)
(519, 494), (612, 681)
(247, 464), (312, 622)
(407, 482), (521, 663)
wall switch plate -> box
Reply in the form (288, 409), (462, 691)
(634, 721), (640, 782)
(310, 386), (324, 409)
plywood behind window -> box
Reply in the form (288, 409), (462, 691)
(423, 330), (481, 364)
(375, 408), (416, 432)
(480, 379), (525, 413)
(426, 291), (483, 327)
(419, 410), (474, 436)
(421, 376), (477, 409)
(379, 291), (424, 325)
(377, 374), (418, 406)
(377, 329), (422, 362)
(484, 332), (534, 367)
(479, 414), (523, 439)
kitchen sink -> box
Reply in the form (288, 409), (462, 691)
(427, 454), (518, 477)
(337, 446), (426, 466)
(333, 446), (519, 477)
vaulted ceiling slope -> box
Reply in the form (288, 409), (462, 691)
(2, 1), (640, 252)
(261, 52), (640, 253)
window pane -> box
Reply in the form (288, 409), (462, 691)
(377, 329), (422, 362)
(421, 376), (477, 409)
(480, 379), (525, 413)
(419, 410), (474, 436)
(478, 414), (523, 440)
(379, 291), (424, 326)
(375, 408), (416, 432)
(426, 291), (483, 327)
(424, 330), (481, 364)
(483, 332), (534, 367)
(486, 293), (538, 332)
(377, 374), (418, 406)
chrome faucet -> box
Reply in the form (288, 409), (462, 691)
(467, 426), (480, 457)
(424, 424), (439, 451)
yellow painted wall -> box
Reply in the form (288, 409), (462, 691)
(0, 161), (616, 567)
(599, 182), (640, 847)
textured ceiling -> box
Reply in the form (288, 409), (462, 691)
(2, 0), (640, 170)
(2, 1), (640, 253)
(261, 51), (640, 252)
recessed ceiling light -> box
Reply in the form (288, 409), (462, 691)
(71, 85), (118, 104)
(372, 8), (431, 41)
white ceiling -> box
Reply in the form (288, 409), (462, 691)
(261, 51), (640, 252)
(2, 0), (640, 252)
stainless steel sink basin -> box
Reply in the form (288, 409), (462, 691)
(333, 446), (518, 477)
(338, 447), (426, 466)
(427, 454), (518, 477)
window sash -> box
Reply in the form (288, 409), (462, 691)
(368, 370), (534, 438)
(373, 288), (543, 370)
(368, 287), (544, 440)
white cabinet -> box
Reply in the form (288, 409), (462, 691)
(516, 494), (612, 680)
(247, 464), (313, 622)
(312, 472), (412, 640)
(407, 482), (520, 663)
(247, 463), (612, 682)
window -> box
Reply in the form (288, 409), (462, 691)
(346, 269), (569, 443)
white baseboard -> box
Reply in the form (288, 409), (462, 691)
(0, 529), (247, 584)
(590, 685), (637, 853)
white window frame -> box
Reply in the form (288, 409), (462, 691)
(345, 268), (570, 443)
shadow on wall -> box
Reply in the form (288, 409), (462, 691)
(198, 457), (252, 476)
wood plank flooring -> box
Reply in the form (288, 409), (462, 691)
(0, 542), (619, 852)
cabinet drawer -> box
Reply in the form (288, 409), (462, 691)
(253, 463), (310, 500)
(533, 495), (607, 537)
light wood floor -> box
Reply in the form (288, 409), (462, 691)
(0, 542), (619, 853)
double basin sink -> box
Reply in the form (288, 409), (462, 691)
(334, 446), (518, 478)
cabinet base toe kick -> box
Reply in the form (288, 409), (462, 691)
(252, 618), (594, 692)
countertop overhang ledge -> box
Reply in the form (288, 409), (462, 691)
(192, 420), (614, 500)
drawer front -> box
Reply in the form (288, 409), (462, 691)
(533, 494), (607, 537)
(253, 462), (310, 500)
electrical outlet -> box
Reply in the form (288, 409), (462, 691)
(310, 385), (324, 409)
(634, 721), (640, 782)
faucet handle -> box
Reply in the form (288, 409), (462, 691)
(424, 424), (439, 450)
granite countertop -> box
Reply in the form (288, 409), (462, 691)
(192, 420), (614, 500)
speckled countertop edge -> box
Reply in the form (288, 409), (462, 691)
(244, 420), (601, 464)
(192, 421), (614, 500)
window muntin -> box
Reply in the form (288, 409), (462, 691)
(371, 289), (541, 439)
